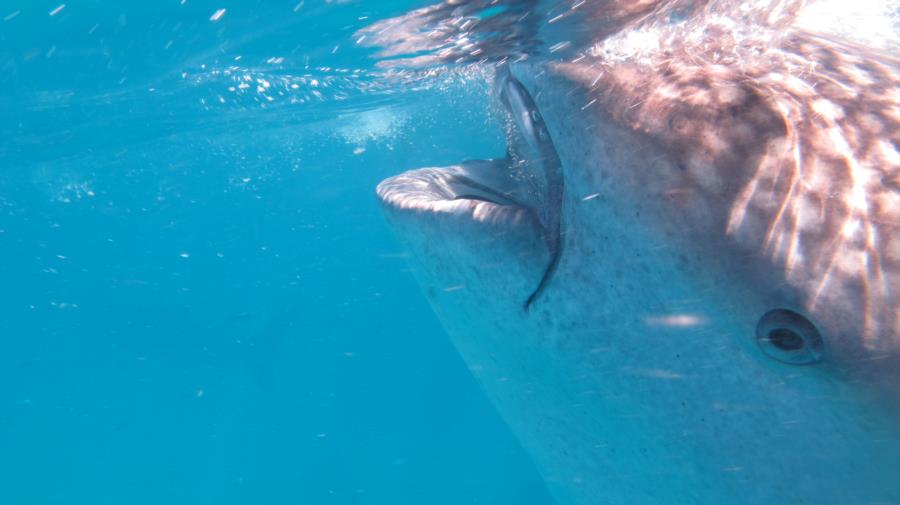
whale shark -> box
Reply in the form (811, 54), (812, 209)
(365, 1), (900, 504)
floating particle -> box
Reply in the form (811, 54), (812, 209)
(49, 4), (65, 16)
(209, 8), (226, 22)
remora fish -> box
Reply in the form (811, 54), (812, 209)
(370, 1), (900, 504)
(495, 63), (564, 309)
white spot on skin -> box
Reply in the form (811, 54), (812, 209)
(644, 314), (708, 327)
(811, 99), (844, 121)
(878, 140), (900, 165)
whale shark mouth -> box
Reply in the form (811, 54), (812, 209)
(377, 68), (564, 310)
(376, 159), (538, 226)
(376, 158), (552, 309)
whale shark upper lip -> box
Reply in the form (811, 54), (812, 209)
(376, 161), (536, 227)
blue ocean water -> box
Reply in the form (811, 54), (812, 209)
(0, 2), (555, 504)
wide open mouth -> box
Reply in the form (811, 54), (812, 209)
(377, 65), (564, 309)
(375, 157), (549, 311)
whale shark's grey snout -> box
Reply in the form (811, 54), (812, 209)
(379, 67), (564, 310)
(377, 159), (551, 315)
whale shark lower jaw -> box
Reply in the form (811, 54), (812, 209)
(372, 3), (900, 504)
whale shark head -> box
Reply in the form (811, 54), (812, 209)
(365, 1), (900, 504)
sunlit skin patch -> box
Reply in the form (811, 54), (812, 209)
(554, 2), (899, 355)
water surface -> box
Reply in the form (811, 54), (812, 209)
(0, 2), (555, 503)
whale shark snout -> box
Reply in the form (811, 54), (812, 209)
(369, 1), (900, 504)
(380, 68), (565, 310)
(377, 159), (551, 315)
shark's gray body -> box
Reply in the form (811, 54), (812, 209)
(370, 1), (900, 504)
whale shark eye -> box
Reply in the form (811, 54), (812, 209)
(756, 309), (824, 365)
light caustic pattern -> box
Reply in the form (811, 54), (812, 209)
(574, 0), (900, 351)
